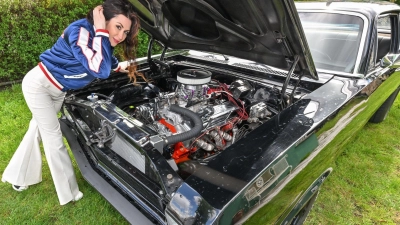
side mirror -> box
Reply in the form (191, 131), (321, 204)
(380, 53), (400, 68)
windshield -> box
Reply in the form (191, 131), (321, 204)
(299, 12), (364, 74)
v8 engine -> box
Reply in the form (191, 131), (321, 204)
(130, 69), (277, 164)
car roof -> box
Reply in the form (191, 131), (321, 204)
(295, 1), (400, 17)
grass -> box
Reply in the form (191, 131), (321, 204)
(305, 95), (400, 224)
(0, 84), (399, 224)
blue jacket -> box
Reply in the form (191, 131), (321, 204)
(40, 18), (119, 91)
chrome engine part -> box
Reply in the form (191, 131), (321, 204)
(131, 69), (277, 162)
(248, 102), (272, 123)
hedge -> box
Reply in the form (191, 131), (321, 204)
(0, 0), (153, 83)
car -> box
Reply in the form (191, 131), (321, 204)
(60, 0), (400, 224)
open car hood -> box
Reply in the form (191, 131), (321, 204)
(130, 0), (318, 79)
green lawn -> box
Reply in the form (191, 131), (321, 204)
(0, 84), (399, 224)
(306, 94), (400, 224)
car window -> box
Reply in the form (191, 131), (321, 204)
(377, 16), (391, 30)
(376, 16), (392, 63)
(299, 12), (364, 74)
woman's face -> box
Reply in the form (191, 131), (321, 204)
(106, 14), (132, 47)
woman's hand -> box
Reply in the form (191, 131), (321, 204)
(117, 61), (130, 73)
(93, 5), (106, 30)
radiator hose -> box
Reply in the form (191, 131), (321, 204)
(164, 104), (203, 146)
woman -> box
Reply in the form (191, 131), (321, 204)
(1, 0), (140, 205)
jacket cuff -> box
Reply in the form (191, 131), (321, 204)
(114, 65), (121, 72)
(96, 29), (109, 37)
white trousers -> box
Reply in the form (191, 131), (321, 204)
(2, 65), (80, 205)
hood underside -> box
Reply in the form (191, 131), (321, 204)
(130, 0), (318, 80)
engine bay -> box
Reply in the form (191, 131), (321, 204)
(68, 55), (320, 170)
(125, 68), (281, 164)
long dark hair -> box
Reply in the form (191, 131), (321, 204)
(87, 0), (143, 82)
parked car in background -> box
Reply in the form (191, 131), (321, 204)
(60, 1), (400, 224)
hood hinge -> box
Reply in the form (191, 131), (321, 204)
(281, 55), (300, 109)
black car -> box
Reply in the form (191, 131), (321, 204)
(60, 1), (400, 224)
